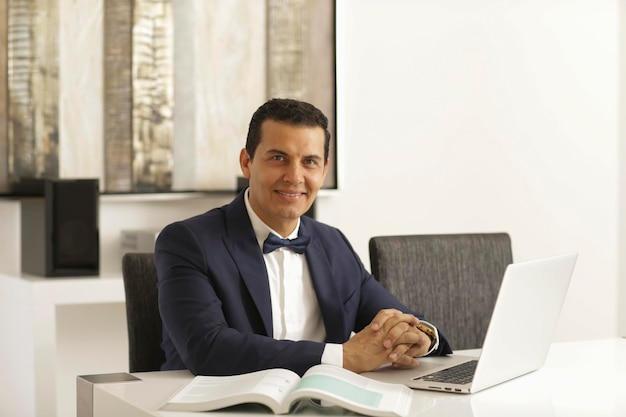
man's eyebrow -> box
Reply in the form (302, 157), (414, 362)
(264, 148), (287, 156)
(264, 149), (323, 160)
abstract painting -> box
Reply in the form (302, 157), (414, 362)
(104, 0), (174, 192)
(0, 0), (336, 194)
(0, 0), (59, 193)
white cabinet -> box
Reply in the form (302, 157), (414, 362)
(0, 273), (128, 417)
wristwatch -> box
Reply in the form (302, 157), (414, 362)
(416, 321), (438, 351)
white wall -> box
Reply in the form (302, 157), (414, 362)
(620, 0), (626, 339)
(98, 194), (234, 274)
(318, 0), (622, 341)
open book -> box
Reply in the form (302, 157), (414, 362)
(160, 364), (413, 417)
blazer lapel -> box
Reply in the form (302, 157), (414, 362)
(223, 192), (274, 337)
(302, 227), (346, 343)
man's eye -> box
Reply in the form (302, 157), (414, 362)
(304, 159), (317, 166)
(272, 155), (285, 161)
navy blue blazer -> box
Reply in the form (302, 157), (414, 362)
(155, 190), (452, 376)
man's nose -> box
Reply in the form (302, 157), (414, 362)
(283, 162), (304, 183)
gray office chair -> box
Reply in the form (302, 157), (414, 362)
(369, 233), (512, 350)
(121, 252), (165, 372)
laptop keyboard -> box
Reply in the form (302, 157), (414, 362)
(416, 360), (478, 385)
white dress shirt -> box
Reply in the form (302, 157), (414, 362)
(244, 190), (343, 366)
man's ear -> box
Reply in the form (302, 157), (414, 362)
(239, 148), (251, 178)
(322, 159), (330, 179)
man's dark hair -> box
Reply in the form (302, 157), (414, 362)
(245, 98), (331, 161)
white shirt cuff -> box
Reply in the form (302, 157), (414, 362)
(321, 343), (343, 367)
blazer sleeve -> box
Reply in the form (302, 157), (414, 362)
(325, 228), (453, 357)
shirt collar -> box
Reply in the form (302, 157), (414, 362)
(244, 188), (301, 250)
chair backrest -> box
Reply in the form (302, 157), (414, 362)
(121, 252), (165, 372)
(369, 233), (513, 350)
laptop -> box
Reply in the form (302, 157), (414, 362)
(363, 252), (578, 394)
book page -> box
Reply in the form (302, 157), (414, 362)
(160, 368), (300, 413)
(283, 365), (413, 417)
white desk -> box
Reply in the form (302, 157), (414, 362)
(79, 338), (626, 417)
(0, 272), (128, 417)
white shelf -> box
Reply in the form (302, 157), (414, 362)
(99, 191), (235, 203)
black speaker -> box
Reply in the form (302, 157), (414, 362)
(21, 179), (100, 277)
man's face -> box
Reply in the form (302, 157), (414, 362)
(240, 119), (328, 236)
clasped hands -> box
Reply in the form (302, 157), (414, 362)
(343, 309), (432, 374)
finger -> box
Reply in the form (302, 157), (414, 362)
(369, 309), (403, 331)
(381, 321), (412, 348)
(401, 333), (432, 358)
(381, 313), (419, 333)
(397, 331), (424, 346)
(404, 344), (427, 358)
(388, 335), (423, 358)
(381, 317), (421, 348)
(391, 341), (412, 354)
(388, 329), (431, 360)
(390, 353), (419, 368)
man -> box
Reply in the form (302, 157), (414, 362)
(155, 98), (452, 377)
